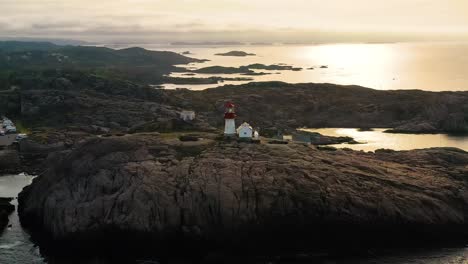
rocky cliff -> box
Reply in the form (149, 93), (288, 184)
(0, 149), (20, 175)
(18, 133), (468, 258)
(0, 198), (14, 232)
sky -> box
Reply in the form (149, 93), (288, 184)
(1, 0), (468, 43)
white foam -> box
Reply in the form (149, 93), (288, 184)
(0, 241), (23, 249)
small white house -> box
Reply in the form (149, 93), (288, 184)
(180, 111), (196, 121)
(237, 122), (253, 138)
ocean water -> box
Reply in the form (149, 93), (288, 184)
(105, 42), (468, 91)
(304, 128), (468, 152)
(0, 174), (44, 264)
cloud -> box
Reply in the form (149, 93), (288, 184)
(1, 0), (467, 42)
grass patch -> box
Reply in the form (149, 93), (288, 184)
(13, 120), (32, 134)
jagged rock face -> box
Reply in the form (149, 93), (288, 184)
(0, 198), (15, 232)
(18, 134), (468, 252)
(0, 150), (20, 174)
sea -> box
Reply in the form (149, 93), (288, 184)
(303, 128), (468, 152)
(0, 174), (44, 264)
(103, 42), (468, 91)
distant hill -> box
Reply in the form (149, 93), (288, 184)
(0, 37), (89, 46)
(0, 41), (60, 52)
(171, 41), (244, 46)
(0, 42), (203, 84)
(0, 42), (201, 67)
(215, 51), (256, 57)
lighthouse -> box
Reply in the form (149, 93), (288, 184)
(224, 102), (237, 137)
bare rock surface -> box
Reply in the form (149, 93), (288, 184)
(18, 133), (468, 255)
(0, 149), (20, 174)
(165, 82), (468, 133)
(385, 122), (438, 134)
(0, 197), (14, 232)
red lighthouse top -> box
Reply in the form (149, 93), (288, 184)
(224, 102), (236, 119)
(225, 102), (235, 108)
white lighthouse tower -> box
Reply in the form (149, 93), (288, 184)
(224, 102), (237, 137)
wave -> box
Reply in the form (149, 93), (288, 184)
(0, 241), (23, 249)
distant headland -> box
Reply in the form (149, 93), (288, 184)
(215, 50), (256, 57)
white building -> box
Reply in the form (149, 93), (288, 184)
(237, 122), (253, 138)
(180, 111), (196, 121)
(254, 130), (260, 139)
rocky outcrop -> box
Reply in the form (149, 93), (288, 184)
(1, 138), (76, 175)
(17, 74), (184, 132)
(215, 51), (256, 57)
(18, 134), (468, 257)
(292, 130), (358, 145)
(0, 197), (14, 232)
(165, 82), (468, 134)
(8, 77), (468, 137)
(385, 122), (438, 134)
(19, 139), (66, 154)
(0, 149), (20, 174)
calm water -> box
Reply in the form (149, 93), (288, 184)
(0, 174), (44, 263)
(105, 42), (468, 91)
(305, 128), (468, 151)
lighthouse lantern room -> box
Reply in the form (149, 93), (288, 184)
(224, 102), (237, 137)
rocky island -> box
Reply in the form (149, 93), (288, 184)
(162, 76), (254, 85)
(0, 197), (15, 232)
(18, 133), (468, 259)
(193, 66), (257, 74)
(215, 51), (256, 56)
(191, 64), (303, 75)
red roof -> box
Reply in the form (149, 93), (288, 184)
(225, 102), (235, 108)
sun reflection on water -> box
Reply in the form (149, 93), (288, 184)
(305, 128), (468, 151)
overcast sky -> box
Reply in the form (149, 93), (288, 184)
(1, 0), (468, 43)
